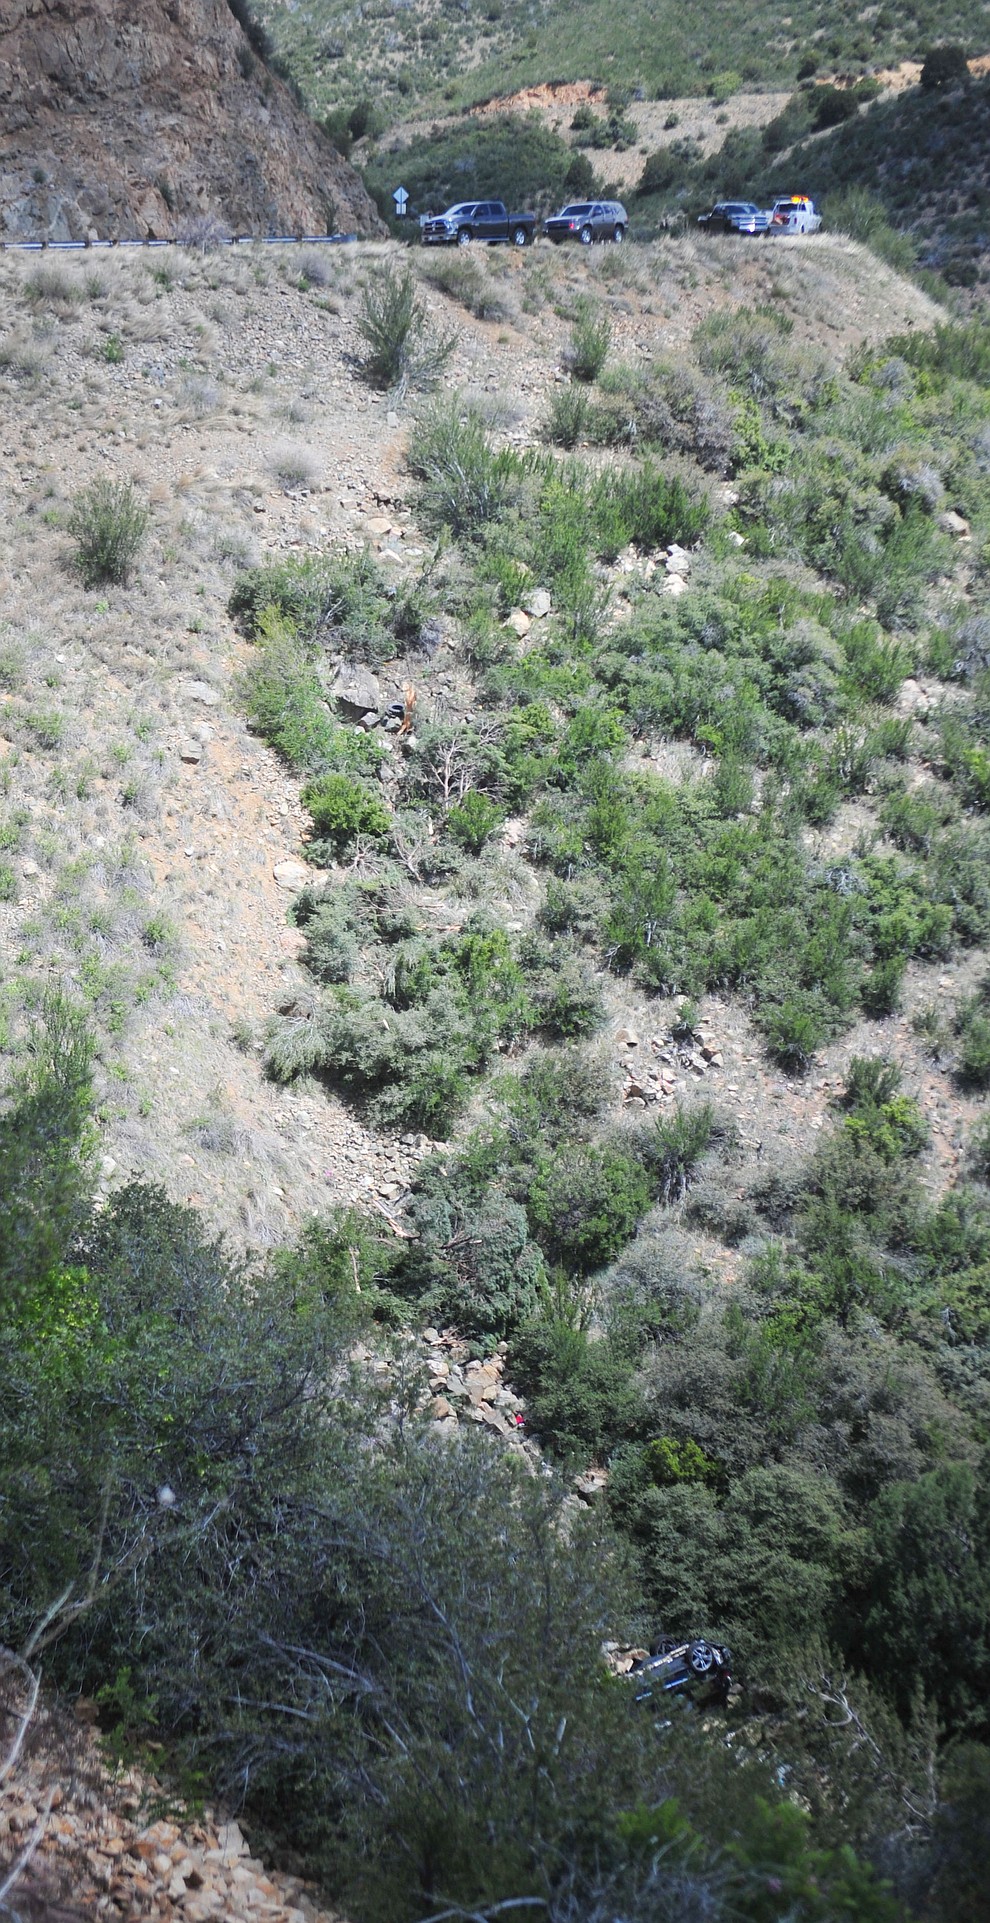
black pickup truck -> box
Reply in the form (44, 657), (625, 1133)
(420, 200), (536, 247)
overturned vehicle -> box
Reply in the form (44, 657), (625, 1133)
(630, 1637), (732, 1707)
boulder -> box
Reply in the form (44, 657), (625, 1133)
(332, 664), (381, 715)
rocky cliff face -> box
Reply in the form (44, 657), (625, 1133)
(0, 0), (384, 241)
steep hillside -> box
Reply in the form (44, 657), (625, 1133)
(252, 0), (989, 118)
(3, 228), (990, 1923)
(0, 231), (940, 1245)
(0, 0), (384, 242)
(776, 69), (990, 291)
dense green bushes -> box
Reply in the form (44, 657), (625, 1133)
(202, 292), (990, 1919)
(266, 897), (605, 1132)
(5, 1013), (926, 1923)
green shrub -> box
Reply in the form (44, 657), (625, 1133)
(590, 463), (709, 555)
(527, 1142), (651, 1272)
(418, 252), (513, 324)
(445, 789), (503, 852)
(967, 1114), (990, 1186)
(564, 300), (611, 384)
(22, 709), (65, 751)
(267, 922), (541, 1133)
(759, 997), (827, 1075)
(301, 772), (392, 852)
(510, 1318), (646, 1461)
(405, 1191), (547, 1341)
(230, 556), (339, 638)
(502, 1045), (610, 1143)
(230, 549), (410, 668)
(295, 891), (362, 984)
(0, 863), (15, 903)
(642, 1434), (721, 1488)
(823, 189), (917, 272)
(813, 85), (858, 130)
(637, 148), (680, 195)
(955, 1003), (990, 1089)
(525, 944), (606, 1039)
(838, 1057), (929, 1161)
(544, 385), (590, 448)
(237, 608), (338, 772)
(356, 264), (453, 393)
(886, 322), (990, 389)
(0, 993), (95, 1318)
(408, 398), (522, 537)
(862, 1461), (990, 1736)
(639, 1100), (716, 1204)
(860, 954), (906, 1017)
(68, 479), (149, 587)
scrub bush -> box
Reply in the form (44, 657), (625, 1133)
(564, 299), (612, 383)
(300, 772), (392, 852)
(68, 479), (149, 587)
(356, 264), (453, 393)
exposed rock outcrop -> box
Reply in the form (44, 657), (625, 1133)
(0, 0), (385, 242)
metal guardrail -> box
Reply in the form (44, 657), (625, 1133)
(0, 233), (358, 252)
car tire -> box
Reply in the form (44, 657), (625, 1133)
(511, 225), (528, 247)
(613, 225), (625, 243)
(456, 228), (472, 247)
(687, 1640), (717, 1675)
(579, 224), (594, 245)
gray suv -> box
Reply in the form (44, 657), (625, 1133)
(544, 200), (628, 245)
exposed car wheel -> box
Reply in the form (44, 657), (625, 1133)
(579, 224), (594, 245)
(511, 225), (529, 247)
(456, 228), (472, 247)
(687, 1640), (717, 1675)
(613, 225), (625, 243)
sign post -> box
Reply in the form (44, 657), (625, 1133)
(392, 187), (409, 217)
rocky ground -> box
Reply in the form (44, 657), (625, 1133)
(0, 1654), (347, 1923)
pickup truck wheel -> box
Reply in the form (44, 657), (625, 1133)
(511, 225), (528, 247)
(613, 224), (625, 243)
(456, 227), (472, 247)
(579, 223), (594, 245)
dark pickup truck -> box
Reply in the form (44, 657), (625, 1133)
(420, 201), (536, 247)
